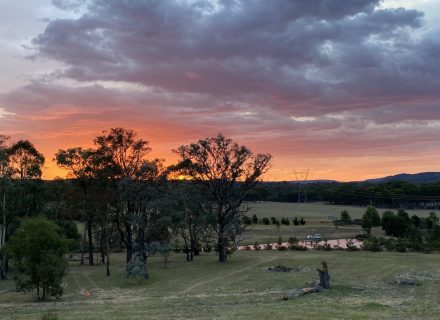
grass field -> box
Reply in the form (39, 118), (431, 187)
(240, 202), (435, 245)
(1, 250), (440, 320)
(246, 202), (434, 221)
(1, 202), (439, 319)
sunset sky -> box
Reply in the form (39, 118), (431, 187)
(1, 0), (440, 181)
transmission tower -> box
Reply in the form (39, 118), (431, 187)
(293, 169), (310, 203)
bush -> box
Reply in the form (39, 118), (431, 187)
(281, 217), (290, 225)
(4, 216), (68, 301)
(362, 206), (381, 235)
(242, 216), (252, 225)
(252, 214), (259, 224)
(293, 217), (299, 226)
(287, 237), (299, 247)
(382, 210), (411, 237)
(261, 217), (270, 225)
(384, 238), (395, 251)
(299, 217), (306, 225)
(395, 238), (407, 253)
(340, 210), (352, 225)
(276, 236), (283, 246)
(362, 237), (382, 252)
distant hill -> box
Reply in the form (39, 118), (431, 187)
(363, 172), (440, 184)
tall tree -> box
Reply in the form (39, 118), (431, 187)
(7, 140), (44, 180)
(55, 148), (99, 266)
(171, 183), (214, 261)
(94, 128), (164, 278)
(0, 135), (10, 279)
(1, 138), (45, 279)
(174, 133), (271, 262)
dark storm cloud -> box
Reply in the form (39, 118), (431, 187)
(27, 0), (435, 108)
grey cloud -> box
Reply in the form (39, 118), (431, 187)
(30, 0), (435, 107)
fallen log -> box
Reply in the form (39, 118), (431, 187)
(282, 285), (322, 300)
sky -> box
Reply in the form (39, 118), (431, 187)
(0, 0), (440, 181)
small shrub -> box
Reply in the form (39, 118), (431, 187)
(277, 236), (283, 246)
(261, 217), (270, 225)
(293, 217), (299, 226)
(253, 242), (261, 251)
(362, 237), (383, 252)
(299, 217), (306, 225)
(252, 214), (259, 224)
(242, 216), (252, 225)
(340, 210), (352, 225)
(281, 217), (290, 225)
(287, 236), (299, 247)
(384, 238), (395, 251)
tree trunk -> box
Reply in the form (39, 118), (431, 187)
(125, 223), (133, 263)
(218, 223), (227, 263)
(80, 227), (86, 266)
(0, 252), (5, 280)
(138, 225), (149, 279)
(0, 191), (6, 279)
(106, 235), (110, 277)
(87, 220), (94, 266)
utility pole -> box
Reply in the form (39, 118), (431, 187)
(293, 169), (310, 203)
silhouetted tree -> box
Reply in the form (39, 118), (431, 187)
(174, 133), (271, 263)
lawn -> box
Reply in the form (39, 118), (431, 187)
(1, 250), (440, 320)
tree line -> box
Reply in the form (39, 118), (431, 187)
(0, 128), (271, 300)
(247, 181), (440, 208)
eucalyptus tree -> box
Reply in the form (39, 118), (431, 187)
(174, 133), (271, 262)
(55, 147), (100, 266)
(0, 138), (46, 279)
(170, 182), (214, 261)
(93, 128), (167, 278)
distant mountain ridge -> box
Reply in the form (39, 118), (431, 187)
(362, 172), (440, 184)
(281, 172), (440, 185)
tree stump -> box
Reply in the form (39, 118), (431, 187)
(317, 261), (330, 289)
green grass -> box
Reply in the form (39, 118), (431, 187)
(247, 201), (434, 221)
(1, 250), (440, 319)
(240, 202), (435, 245)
